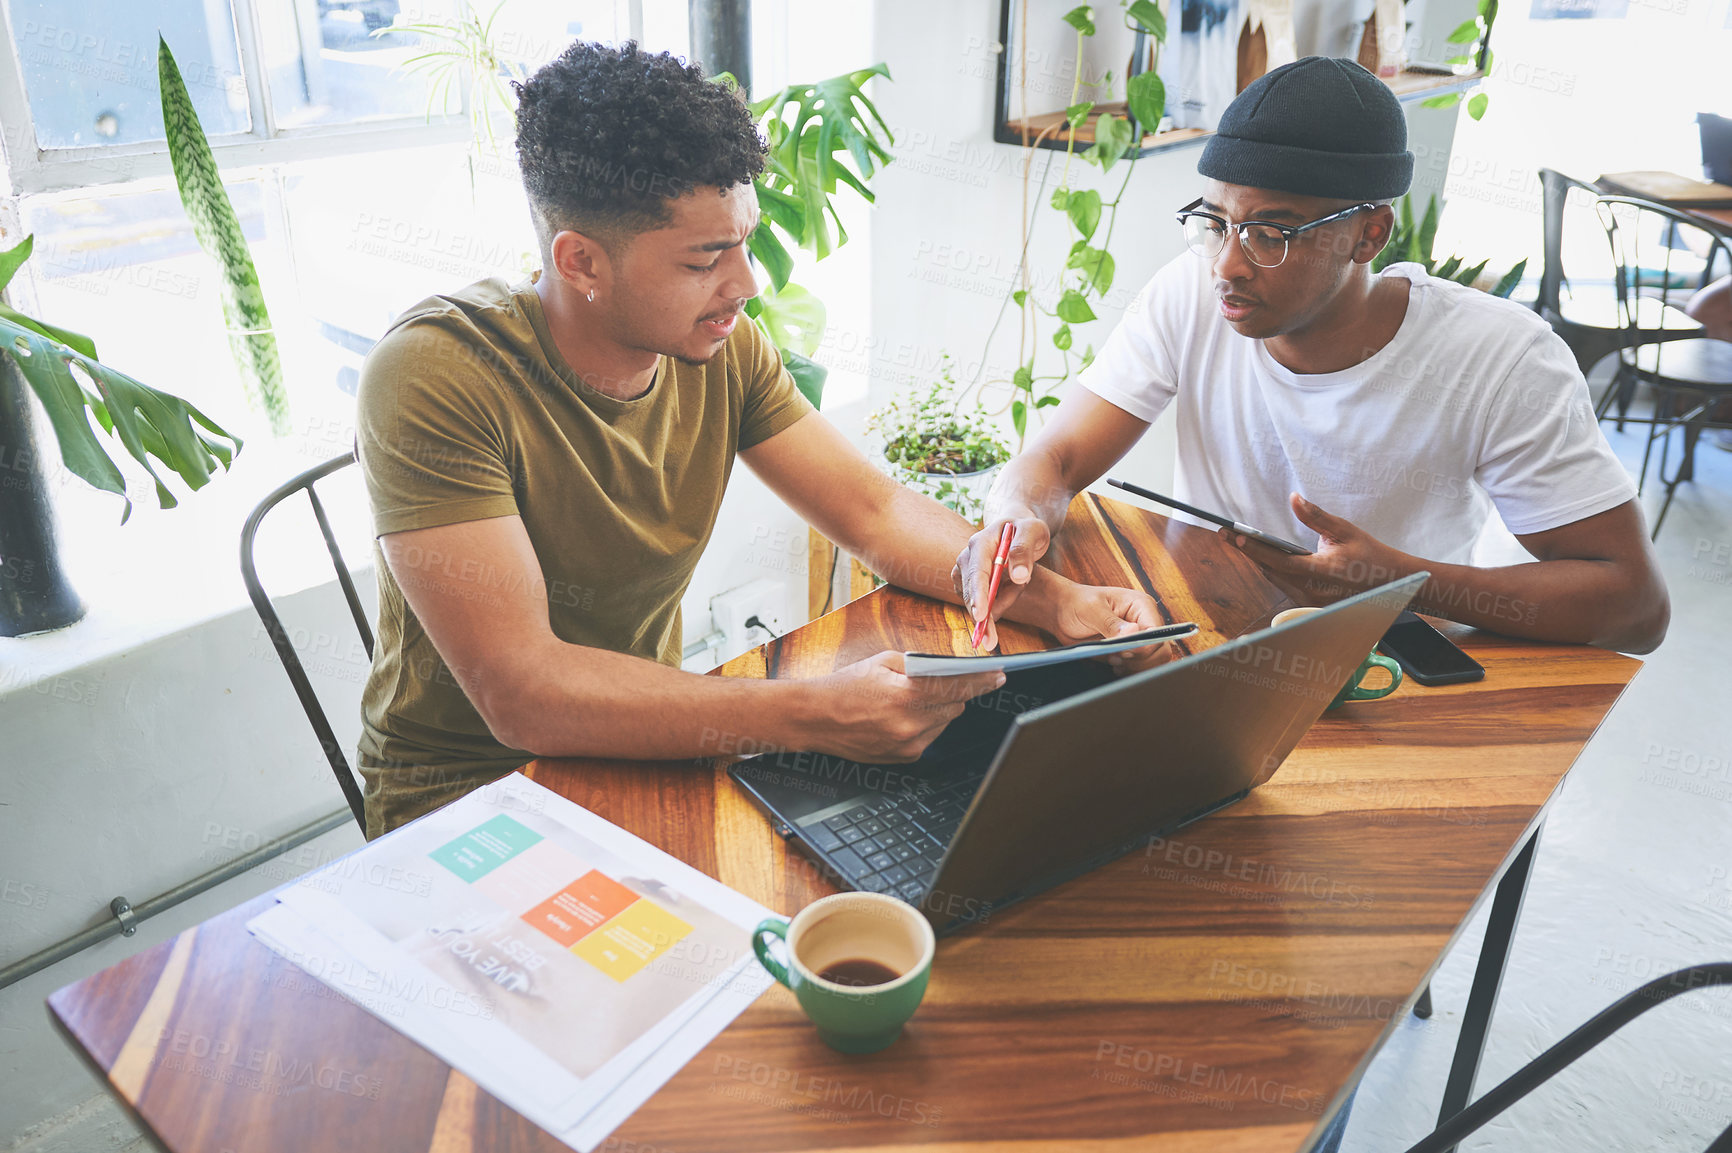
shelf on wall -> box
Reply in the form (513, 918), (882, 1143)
(992, 0), (1488, 159)
(1384, 68), (1484, 99)
(993, 71), (1484, 159)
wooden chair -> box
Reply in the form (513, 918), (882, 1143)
(239, 451), (374, 830)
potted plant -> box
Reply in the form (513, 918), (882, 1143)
(974, 0), (1169, 451)
(0, 236), (241, 636)
(741, 64), (894, 409)
(1372, 193), (1526, 296)
(867, 357), (1012, 524)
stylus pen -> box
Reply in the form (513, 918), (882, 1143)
(1105, 477), (1313, 556)
(972, 522), (1016, 649)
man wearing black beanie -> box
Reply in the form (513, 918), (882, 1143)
(959, 57), (1669, 656)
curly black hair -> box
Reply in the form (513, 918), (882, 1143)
(513, 41), (766, 252)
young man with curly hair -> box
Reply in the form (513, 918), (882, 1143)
(354, 42), (1167, 837)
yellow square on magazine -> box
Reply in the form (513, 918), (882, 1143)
(572, 898), (694, 982)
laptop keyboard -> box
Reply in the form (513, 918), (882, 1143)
(799, 773), (985, 901)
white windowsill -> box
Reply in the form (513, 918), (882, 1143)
(0, 429), (375, 690)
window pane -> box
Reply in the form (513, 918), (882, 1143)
(8, 0), (249, 147)
(280, 143), (537, 399)
(18, 173), (386, 499)
(263, 0), (624, 131)
(260, 0), (462, 130)
(21, 182), (274, 429)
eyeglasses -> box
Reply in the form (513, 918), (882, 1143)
(1175, 198), (1378, 268)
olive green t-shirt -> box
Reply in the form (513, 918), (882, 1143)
(354, 273), (812, 837)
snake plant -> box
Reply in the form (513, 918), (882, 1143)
(159, 35), (290, 435)
(1373, 193), (1527, 298)
(0, 235), (241, 523)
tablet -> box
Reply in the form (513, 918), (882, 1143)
(904, 622), (1197, 677)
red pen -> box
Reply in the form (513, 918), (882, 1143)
(971, 522), (1016, 649)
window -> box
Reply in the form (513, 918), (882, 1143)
(260, 0), (464, 131)
(0, 0), (673, 411)
(0, 0), (646, 195)
(20, 176), (287, 433)
(8, 0), (250, 148)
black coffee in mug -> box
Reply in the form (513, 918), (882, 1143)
(817, 957), (902, 987)
(753, 892), (938, 1053)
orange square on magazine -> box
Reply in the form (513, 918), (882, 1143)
(521, 869), (638, 948)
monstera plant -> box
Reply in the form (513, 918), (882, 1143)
(0, 236), (241, 635)
(741, 65), (895, 409)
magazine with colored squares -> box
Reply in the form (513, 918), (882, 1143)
(246, 772), (777, 1148)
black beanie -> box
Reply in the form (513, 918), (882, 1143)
(1197, 57), (1413, 201)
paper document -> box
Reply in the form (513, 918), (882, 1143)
(246, 772), (778, 1150)
(905, 622), (1196, 676)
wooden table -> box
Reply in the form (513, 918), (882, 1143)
(1690, 205), (1732, 236)
(1595, 171), (1732, 236)
(49, 495), (1641, 1152)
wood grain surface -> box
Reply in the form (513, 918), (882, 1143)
(1593, 173), (1732, 237)
(1689, 205), (1732, 236)
(49, 495), (1640, 1153)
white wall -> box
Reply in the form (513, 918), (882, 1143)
(675, 0), (881, 665)
(0, 575), (373, 962)
(0, 555), (376, 1150)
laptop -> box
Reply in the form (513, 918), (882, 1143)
(729, 573), (1427, 934)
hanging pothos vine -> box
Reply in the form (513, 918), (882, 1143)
(1420, 0), (1498, 122)
(972, 1), (1168, 449)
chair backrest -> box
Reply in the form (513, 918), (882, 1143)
(1594, 195), (1732, 366)
(1700, 111), (1732, 186)
(1536, 168), (1604, 316)
(239, 450), (374, 831)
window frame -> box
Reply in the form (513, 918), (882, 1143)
(0, 0), (644, 196)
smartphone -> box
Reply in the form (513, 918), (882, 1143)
(1377, 611), (1485, 686)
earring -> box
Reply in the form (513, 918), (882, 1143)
(586, 289), (595, 303)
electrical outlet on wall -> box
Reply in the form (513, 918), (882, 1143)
(711, 578), (786, 653)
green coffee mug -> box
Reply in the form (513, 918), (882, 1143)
(1331, 650), (1403, 708)
(752, 892), (935, 1054)
(1271, 607), (1403, 709)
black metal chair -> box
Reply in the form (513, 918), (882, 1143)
(240, 451), (374, 831)
(1324, 834), (1729, 1153)
(1595, 196), (1732, 539)
(1398, 963), (1732, 1153)
(1533, 169), (1701, 420)
(1701, 111), (1732, 187)
(1318, 946), (1732, 1151)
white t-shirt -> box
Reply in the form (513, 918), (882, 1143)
(1078, 258), (1637, 565)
